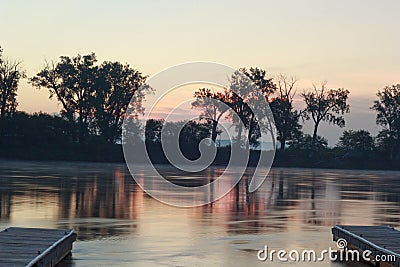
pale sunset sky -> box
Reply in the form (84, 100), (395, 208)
(1, 0), (399, 144)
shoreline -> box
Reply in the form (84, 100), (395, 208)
(1, 150), (399, 172)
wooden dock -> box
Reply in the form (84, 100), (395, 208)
(0, 227), (77, 267)
(332, 225), (400, 267)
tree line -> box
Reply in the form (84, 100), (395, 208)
(1, 46), (399, 167)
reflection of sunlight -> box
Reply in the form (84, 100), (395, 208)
(10, 194), (58, 228)
(135, 201), (195, 253)
(1, 162), (400, 266)
(340, 200), (376, 226)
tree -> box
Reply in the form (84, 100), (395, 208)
(240, 67), (277, 148)
(240, 67), (276, 101)
(161, 120), (212, 160)
(270, 74), (302, 150)
(288, 134), (328, 152)
(301, 81), (350, 147)
(0, 46), (25, 119)
(371, 84), (400, 160)
(375, 130), (395, 155)
(145, 118), (164, 144)
(161, 120), (211, 145)
(5, 112), (71, 146)
(228, 69), (276, 149)
(336, 130), (374, 152)
(227, 73), (255, 148)
(30, 53), (149, 143)
(192, 68), (276, 149)
(30, 53), (98, 142)
(122, 117), (143, 146)
(179, 121), (212, 146)
(192, 88), (229, 142)
(95, 61), (148, 143)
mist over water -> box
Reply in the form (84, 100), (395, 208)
(1, 160), (399, 266)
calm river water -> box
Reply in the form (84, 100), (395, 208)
(0, 160), (399, 266)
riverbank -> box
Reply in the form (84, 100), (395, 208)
(0, 144), (398, 171)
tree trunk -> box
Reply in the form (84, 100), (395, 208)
(0, 92), (6, 119)
(236, 123), (243, 148)
(246, 114), (255, 151)
(280, 137), (286, 150)
(78, 108), (84, 143)
(246, 127), (251, 151)
(312, 121), (319, 147)
(211, 120), (218, 142)
(212, 111), (226, 143)
(394, 132), (400, 161)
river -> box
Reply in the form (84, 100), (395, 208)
(0, 160), (399, 266)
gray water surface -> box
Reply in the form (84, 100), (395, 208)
(1, 160), (399, 266)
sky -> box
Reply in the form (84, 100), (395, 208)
(1, 0), (399, 145)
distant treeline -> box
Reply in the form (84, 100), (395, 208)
(0, 47), (400, 169)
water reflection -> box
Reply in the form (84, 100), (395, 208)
(0, 161), (143, 240)
(0, 160), (400, 266)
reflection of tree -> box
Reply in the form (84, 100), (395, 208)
(193, 168), (355, 234)
(295, 172), (343, 227)
(0, 187), (11, 220)
(196, 170), (290, 234)
(224, 176), (289, 234)
(3, 163), (400, 242)
(63, 167), (142, 240)
(0, 163), (144, 240)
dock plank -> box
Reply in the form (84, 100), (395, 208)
(332, 225), (400, 267)
(0, 227), (77, 267)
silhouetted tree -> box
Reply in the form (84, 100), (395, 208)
(371, 84), (400, 160)
(227, 69), (276, 149)
(31, 53), (149, 144)
(161, 120), (212, 159)
(240, 67), (277, 148)
(179, 121), (212, 146)
(95, 61), (148, 143)
(161, 121), (211, 146)
(270, 74), (302, 150)
(240, 67), (276, 101)
(122, 117), (143, 146)
(288, 134), (328, 152)
(375, 130), (395, 155)
(302, 82), (350, 147)
(3, 111), (71, 146)
(192, 88), (229, 142)
(227, 75), (253, 148)
(336, 130), (374, 152)
(0, 46), (25, 119)
(145, 119), (164, 144)
(30, 53), (98, 142)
